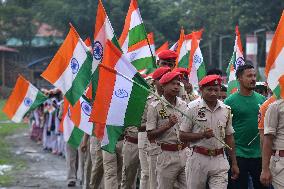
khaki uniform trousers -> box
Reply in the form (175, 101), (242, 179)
(147, 144), (160, 189)
(121, 140), (140, 189)
(186, 152), (229, 189)
(90, 136), (104, 189)
(78, 143), (86, 183)
(156, 149), (187, 189)
(270, 156), (284, 189)
(82, 140), (92, 189)
(139, 148), (149, 189)
(66, 143), (77, 182)
(102, 140), (123, 189)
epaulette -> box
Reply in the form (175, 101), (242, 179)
(187, 98), (200, 109)
(150, 100), (160, 107)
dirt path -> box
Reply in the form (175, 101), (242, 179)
(3, 128), (81, 189)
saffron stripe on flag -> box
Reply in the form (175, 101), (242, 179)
(41, 28), (79, 84)
(2, 76), (29, 118)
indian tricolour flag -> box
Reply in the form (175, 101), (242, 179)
(93, 0), (120, 70)
(89, 40), (150, 153)
(266, 11), (284, 99)
(188, 31), (206, 86)
(226, 26), (245, 95)
(170, 30), (203, 51)
(90, 0), (120, 101)
(119, 0), (147, 53)
(3, 75), (47, 123)
(60, 97), (93, 148)
(175, 28), (189, 68)
(41, 25), (93, 106)
(127, 32), (156, 74)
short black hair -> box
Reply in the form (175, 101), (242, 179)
(236, 64), (254, 79)
(206, 68), (223, 76)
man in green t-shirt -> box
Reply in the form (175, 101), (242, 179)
(224, 64), (267, 189)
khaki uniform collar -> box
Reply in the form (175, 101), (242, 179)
(161, 96), (183, 108)
(199, 98), (222, 112)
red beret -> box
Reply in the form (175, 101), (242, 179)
(159, 71), (182, 85)
(158, 50), (178, 60)
(172, 67), (189, 75)
(152, 67), (171, 80)
(199, 75), (222, 87)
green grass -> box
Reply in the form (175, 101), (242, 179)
(0, 100), (27, 186)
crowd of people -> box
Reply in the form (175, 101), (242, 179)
(26, 49), (283, 189)
(28, 88), (65, 156)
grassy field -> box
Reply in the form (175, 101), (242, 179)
(0, 100), (27, 186)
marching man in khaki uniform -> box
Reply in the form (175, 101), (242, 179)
(139, 67), (171, 189)
(179, 74), (239, 189)
(121, 126), (140, 189)
(102, 137), (124, 189)
(146, 71), (188, 189)
(260, 99), (284, 188)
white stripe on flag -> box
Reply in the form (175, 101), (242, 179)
(121, 35), (129, 53)
(267, 48), (284, 90)
(129, 9), (143, 30)
(106, 58), (136, 126)
(78, 98), (93, 135)
(178, 42), (187, 62)
(63, 113), (75, 142)
(12, 84), (38, 123)
(54, 40), (87, 94)
(128, 45), (154, 62)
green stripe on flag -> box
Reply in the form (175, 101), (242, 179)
(101, 125), (125, 153)
(124, 73), (150, 126)
(28, 92), (48, 113)
(65, 52), (93, 106)
(111, 37), (122, 51)
(178, 53), (189, 68)
(227, 80), (239, 96)
(273, 85), (281, 99)
(91, 68), (100, 101)
(68, 127), (84, 149)
(128, 24), (146, 47)
(197, 62), (206, 81)
(131, 57), (154, 70)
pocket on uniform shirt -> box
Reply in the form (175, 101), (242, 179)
(217, 121), (226, 139)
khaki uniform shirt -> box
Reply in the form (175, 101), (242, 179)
(146, 96), (188, 144)
(138, 95), (158, 149)
(180, 99), (234, 149)
(264, 99), (284, 150)
(125, 126), (138, 138)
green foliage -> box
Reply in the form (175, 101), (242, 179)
(0, 0), (40, 46)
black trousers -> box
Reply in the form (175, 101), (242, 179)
(228, 157), (269, 189)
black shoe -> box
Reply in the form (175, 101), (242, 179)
(67, 181), (76, 187)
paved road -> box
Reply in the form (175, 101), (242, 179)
(2, 129), (81, 189)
